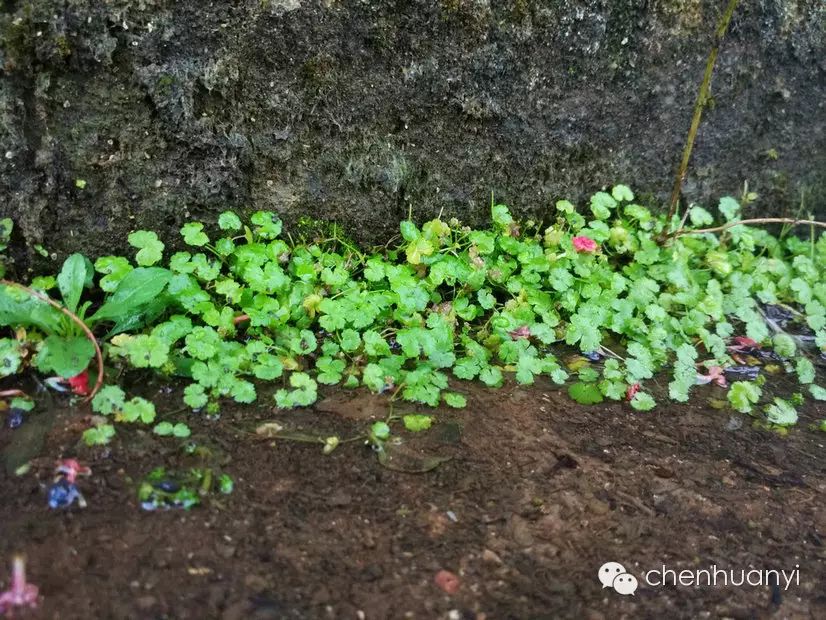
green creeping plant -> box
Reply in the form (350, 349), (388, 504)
(0, 250), (173, 378)
(3, 188), (826, 437)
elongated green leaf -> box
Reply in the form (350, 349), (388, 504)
(57, 253), (88, 313)
(91, 267), (172, 323)
(0, 285), (64, 333)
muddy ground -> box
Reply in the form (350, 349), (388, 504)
(1, 377), (826, 619)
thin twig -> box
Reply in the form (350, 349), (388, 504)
(674, 217), (826, 237)
(663, 0), (740, 237)
(0, 389), (27, 399)
(0, 279), (104, 402)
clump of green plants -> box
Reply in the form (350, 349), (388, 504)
(138, 466), (233, 511)
(1, 186), (825, 444)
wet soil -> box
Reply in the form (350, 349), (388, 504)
(2, 379), (826, 619)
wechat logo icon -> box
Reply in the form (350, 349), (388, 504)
(598, 561), (638, 596)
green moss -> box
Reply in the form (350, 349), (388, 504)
(156, 75), (176, 96)
(658, 0), (705, 31)
(1, 10), (35, 71)
(512, 0), (530, 21)
(294, 216), (360, 252)
(301, 53), (336, 89)
(54, 35), (72, 59)
(438, 0), (491, 32)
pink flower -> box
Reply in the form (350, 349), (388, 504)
(508, 325), (531, 340)
(572, 236), (598, 253)
(55, 459), (91, 484)
(727, 336), (760, 354)
(0, 556), (38, 615)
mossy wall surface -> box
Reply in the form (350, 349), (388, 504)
(1, 0), (824, 262)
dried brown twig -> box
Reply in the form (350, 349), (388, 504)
(673, 217), (826, 237)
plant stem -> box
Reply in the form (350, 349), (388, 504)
(0, 389), (27, 399)
(0, 280), (104, 402)
(674, 217), (826, 237)
(664, 0), (740, 237)
(11, 555), (25, 593)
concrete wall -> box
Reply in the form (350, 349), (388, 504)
(1, 0), (824, 263)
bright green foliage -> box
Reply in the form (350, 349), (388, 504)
(184, 384), (209, 409)
(403, 414), (433, 432)
(0, 338), (23, 378)
(0, 218), (12, 272)
(611, 184), (634, 202)
(10, 397), (33, 411)
(109, 334), (169, 368)
(91, 385), (155, 426)
(402, 365), (448, 406)
(718, 196), (740, 221)
(218, 474), (234, 494)
(689, 206), (714, 227)
(765, 397), (798, 426)
(590, 191), (617, 220)
(317, 357), (345, 384)
(83, 423), (116, 446)
(95, 256), (133, 292)
(57, 253), (90, 313)
(669, 344), (697, 402)
(443, 392), (467, 408)
(154, 421), (191, 438)
(630, 392), (656, 411)
(275, 372), (317, 408)
(36, 335), (95, 378)
(728, 382), (762, 413)
(370, 421), (391, 442)
(218, 211), (242, 231)
(251, 211), (283, 238)
(128, 231), (165, 266)
(119, 397), (156, 424)
(185, 326), (222, 360)
(181, 222), (209, 246)
(92, 385), (127, 415)
(31, 276), (57, 291)
(90, 267), (172, 325)
(2, 189), (824, 430)
(568, 382), (603, 405)
(772, 334), (796, 358)
(810, 385), (826, 400)
(796, 358), (815, 384)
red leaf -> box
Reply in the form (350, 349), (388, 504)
(625, 383), (641, 401)
(68, 370), (90, 396)
(508, 326), (531, 340)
